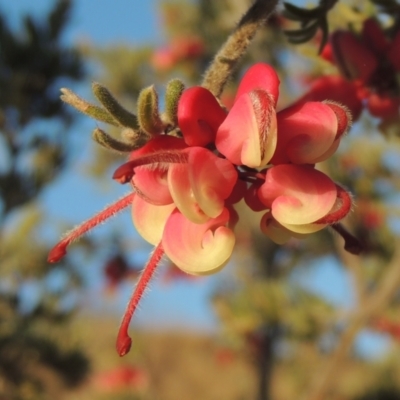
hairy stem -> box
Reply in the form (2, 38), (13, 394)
(201, 0), (279, 98)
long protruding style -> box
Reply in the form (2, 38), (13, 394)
(201, 0), (279, 98)
(48, 193), (134, 263)
(116, 242), (165, 356)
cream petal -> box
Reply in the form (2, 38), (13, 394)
(131, 194), (175, 245)
(259, 165), (337, 225)
(162, 209), (235, 275)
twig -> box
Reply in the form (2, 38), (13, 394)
(201, 0), (279, 98)
(304, 240), (400, 400)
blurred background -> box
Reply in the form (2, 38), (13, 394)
(1, 0), (400, 399)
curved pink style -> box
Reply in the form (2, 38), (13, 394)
(271, 101), (339, 165)
(258, 165), (337, 231)
(168, 147), (237, 223)
(162, 208), (235, 275)
(216, 89), (277, 168)
(130, 136), (187, 205)
(178, 86), (227, 147)
(235, 63), (280, 106)
(131, 194), (175, 245)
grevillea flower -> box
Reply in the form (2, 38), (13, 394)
(258, 164), (352, 242)
(48, 63), (357, 357)
(300, 18), (400, 120)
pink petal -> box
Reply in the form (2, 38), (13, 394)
(235, 63), (280, 106)
(188, 147), (238, 217)
(258, 165), (337, 225)
(216, 90), (277, 168)
(311, 138), (340, 164)
(271, 102), (338, 164)
(132, 167), (172, 205)
(168, 163), (208, 223)
(168, 148), (238, 222)
(162, 209), (235, 275)
(130, 136), (187, 205)
(131, 194), (175, 245)
(178, 87), (227, 147)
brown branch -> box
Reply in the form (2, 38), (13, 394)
(304, 240), (400, 400)
(334, 233), (366, 307)
(201, 0), (279, 98)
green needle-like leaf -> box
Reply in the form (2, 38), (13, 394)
(92, 82), (139, 130)
(137, 85), (164, 135)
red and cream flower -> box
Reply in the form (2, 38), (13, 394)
(48, 63), (355, 357)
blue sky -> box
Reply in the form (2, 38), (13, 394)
(3, 0), (161, 45)
(3, 0), (390, 356)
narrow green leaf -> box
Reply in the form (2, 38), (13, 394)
(284, 20), (319, 38)
(60, 88), (119, 126)
(92, 128), (143, 152)
(164, 79), (185, 126)
(137, 85), (164, 135)
(92, 83), (139, 130)
(286, 24), (319, 44)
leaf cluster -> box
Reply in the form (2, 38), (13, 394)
(283, 0), (338, 52)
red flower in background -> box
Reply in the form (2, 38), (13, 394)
(93, 365), (149, 391)
(297, 18), (400, 120)
(151, 36), (205, 71)
(372, 317), (400, 341)
(103, 255), (140, 292)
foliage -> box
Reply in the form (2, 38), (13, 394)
(0, 1), (89, 398)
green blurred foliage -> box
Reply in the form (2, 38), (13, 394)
(0, 1), (89, 399)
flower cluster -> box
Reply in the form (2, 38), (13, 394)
(297, 18), (400, 121)
(151, 36), (205, 71)
(49, 63), (355, 356)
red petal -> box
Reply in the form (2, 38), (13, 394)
(216, 90), (277, 167)
(331, 31), (378, 82)
(272, 102), (338, 165)
(178, 87), (227, 146)
(258, 165), (337, 225)
(235, 63), (280, 106)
